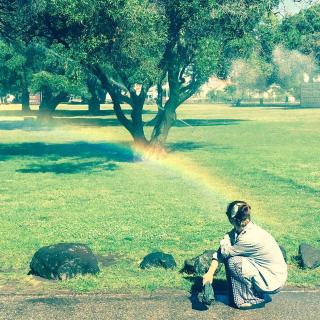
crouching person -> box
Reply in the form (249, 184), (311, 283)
(203, 201), (287, 310)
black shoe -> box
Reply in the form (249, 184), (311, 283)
(263, 294), (272, 303)
(238, 301), (266, 310)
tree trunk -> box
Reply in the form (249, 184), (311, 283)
(130, 103), (148, 147)
(21, 87), (30, 112)
(87, 76), (101, 114)
(38, 88), (67, 121)
(88, 95), (100, 114)
(21, 69), (30, 112)
(149, 105), (177, 151)
(112, 100), (148, 147)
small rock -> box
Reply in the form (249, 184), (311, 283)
(140, 252), (176, 269)
(182, 257), (197, 274)
(194, 250), (217, 274)
(299, 243), (320, 269)
(182, 250), (221, 275)
(29, 243), (100, 280)
(279, 245), (288, 263)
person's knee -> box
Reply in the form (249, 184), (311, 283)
(226, 256), (240, 269)
(225, 256), (248, 281)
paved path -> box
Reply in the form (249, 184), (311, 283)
(0, 289), (319, 320)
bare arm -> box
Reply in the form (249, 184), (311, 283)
(202, 259), (219, 285)
(202, 232), (233, 285)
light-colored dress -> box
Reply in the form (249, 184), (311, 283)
(212, 221), (287, 306)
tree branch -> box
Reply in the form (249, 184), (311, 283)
(90, 64), (133, 131)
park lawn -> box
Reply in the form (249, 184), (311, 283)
(0, 103), (319, 293)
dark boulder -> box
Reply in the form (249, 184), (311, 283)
(29, 243), (100, 280)
(140, 252), (176, 270)
(182, 250), (221, 275)
(194, 250), (217, 275)
(182, 256), (197, 274)
(279, 245), (288, 263)
(299, 243), (320, 269)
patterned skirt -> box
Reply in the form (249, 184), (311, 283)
(225, 256), (265, 308)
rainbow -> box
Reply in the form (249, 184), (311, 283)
(56, 123), (242, 205)
(49, 123), (276, 225)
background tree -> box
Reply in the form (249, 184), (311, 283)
(0, 40), (19, 103)
(227, 2), (320, 104)
(0, 39), (41, 110)
(229, 54), (273, 105)
(273, 45), (317, 98)
(85, 74), (106, 114)
(13, 0), (282, 151)
(32, 44), (87, 118)
(279, 3), (320, 65)
(0, 0), (16, 35)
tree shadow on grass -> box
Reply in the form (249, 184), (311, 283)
(0, 118), (122, 131)
(0, 142), (139, 174)
(17, 161), (118, 174)
(232, 103), (320, 110)
(279, 105), (320, 110)
(260, 170), (319, 196)
(232, 103), (300, 108)
(168, 141), (232, 152)
(0, 117), (245, 132)
(172, 119), (246, 127)
(0, 120), (49, 131)
(0, 117), (150, 130)
(0, 141), (136, 162)
(0, 109), (156, 117)
(56, 117), (121, 127)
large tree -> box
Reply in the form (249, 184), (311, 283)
(0, 0), (15, 34)
(279, 2), (320, 65)
(229, 53), (274, 104)
(85, 74), (107, 114)
(0, 39), (41, 111)
(13, 0), (281, 151)
(273, 45), (317, 98)
(31, 43), (87, 117)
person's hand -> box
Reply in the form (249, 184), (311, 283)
(220, 233), (232, 258)
(202, 272), (214, 285)
(220, 233), (231, 247)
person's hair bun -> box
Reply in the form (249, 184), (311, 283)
(235, 204), (251, 222)
(226, 200), (251, 222)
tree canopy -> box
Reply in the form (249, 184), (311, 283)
(0, 39), (41, 109)
(279, 3), (320, 64)
(8, 0), (307, 150)
(0, 0), (15, 34)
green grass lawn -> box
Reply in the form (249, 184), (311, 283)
(0, 103), (319, 293)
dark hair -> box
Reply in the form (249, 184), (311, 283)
(226, 200), (251, 227)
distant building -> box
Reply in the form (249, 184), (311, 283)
(301, 83), (320, 107)
(191, 76), (231, 100)
(30, 94), (41, 105)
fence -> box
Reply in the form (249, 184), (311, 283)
(301, 83), (320, 107)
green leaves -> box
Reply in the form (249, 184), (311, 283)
(30, 43), (87, 96)
(0, 40), (28, 94)
(279, 3), (320, 64)
(31, 71), (68, 93)
(107, 0), (167, 87)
